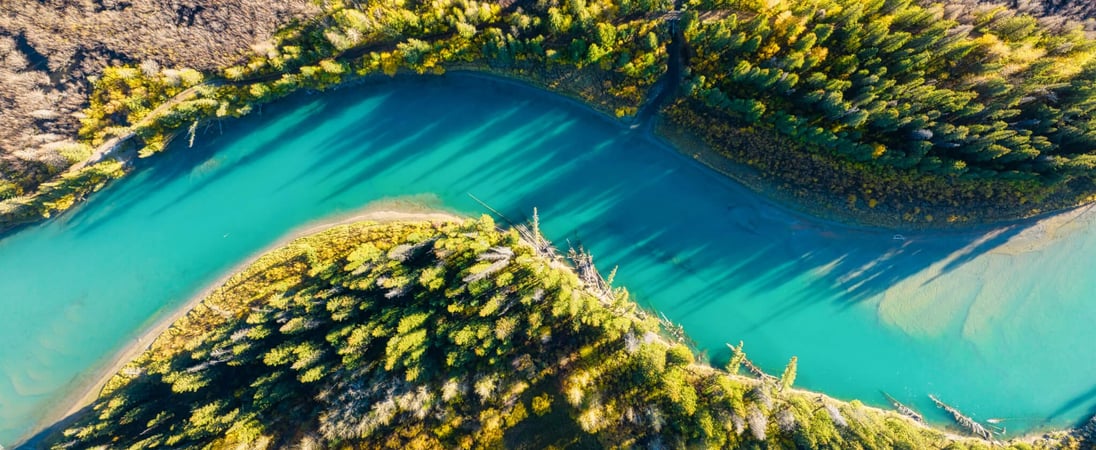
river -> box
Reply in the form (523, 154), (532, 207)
(3, 74), (1096, 445)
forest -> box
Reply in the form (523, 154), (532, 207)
(43, 217), (1093, 449)
(2, 0), (1095, 227)
(674, 0), (1096, 223)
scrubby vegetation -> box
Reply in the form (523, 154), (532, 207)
(46, 218), (1092, 449)
(0, 35), (90, 198)
(675, 0), (1096, 224)
(973, 0), (1096, 21)
(0, 0), (317, 201)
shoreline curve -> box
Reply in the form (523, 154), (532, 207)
(14, 201), (463, 448)
(10, 73), (1092, 448)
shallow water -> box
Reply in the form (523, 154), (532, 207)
(3, 75), (1096, 444)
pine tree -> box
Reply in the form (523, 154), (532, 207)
(726, 341), (746, 374)
(780, 356), (797, 392)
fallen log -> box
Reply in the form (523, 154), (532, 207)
(882, 391), (924, 423)
(928, 394), (994, 440)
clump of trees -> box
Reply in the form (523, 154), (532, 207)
(676, 0), (1096, 223)
(0, 160), (125, 226)
(79, 65), (207, 147)
(685, 0), (1096, 179)
(46, 218), (1087, 449)
(212, 0), (673, 114)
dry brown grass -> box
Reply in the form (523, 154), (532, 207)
(936, 0), (1096, 25)
(0, 0), (319, 195)
(1025, 0), (1096, 20)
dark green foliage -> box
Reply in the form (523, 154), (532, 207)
(683, 0), (1096, 200)
(53, 218), (653, 448)
(47, 218), (1071, 449)
(661, 101), (1090, 226)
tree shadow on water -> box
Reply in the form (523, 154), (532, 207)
(313, 105), (533, 203)
(5, 72), (1081, 446)
(428, 86), (1047, 346)
(1048, 383), (1096, 424)
(20, 74), (1055, 335)
(64, 94), (340, 237)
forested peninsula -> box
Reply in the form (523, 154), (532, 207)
(1, 0), (1094, 229)
(2, 0), (1096, 447)
(35, 217), (1095, 449)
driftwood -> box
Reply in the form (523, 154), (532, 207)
(481, 202), (633, 316)
(468, 196), (557, 263)
(568, 246), (612, 298)
(657, 312), (688, 343)
(741, 356), (777, 383)
(724, 342), (775, 382)
(881, 391), (924, 423)
(928, 394), (994, 440)
(463, 199), (650, 327)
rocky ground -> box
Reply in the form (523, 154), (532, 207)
(0, 0), (318, 197)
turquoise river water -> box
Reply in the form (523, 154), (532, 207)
(4, 75), (1096, 445)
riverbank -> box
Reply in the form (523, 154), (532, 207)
(14, 202), (462, 448)
(7, 69), (1096, 448)
(655, 102), (1093, 231)
(0, 49), (663, 234)
(446, 70), (1094, 235)
(6, 0), (1092, 234)
(700, 365), (1077, 447)
(445, 64), (639, 125)
(14, 199), (1080, 448)
(2, 65), (1096, 446)
(35, 217), (1080, 449)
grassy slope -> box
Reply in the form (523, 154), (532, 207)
(45, 218), (1089, 449)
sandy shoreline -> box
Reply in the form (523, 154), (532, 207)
(17, 202), (463, 447)
(19, 199), (993, 448)
(15, 197), (1078, 447)
(650, 112), (1096, 233)
(14, 73), (1092, 448)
